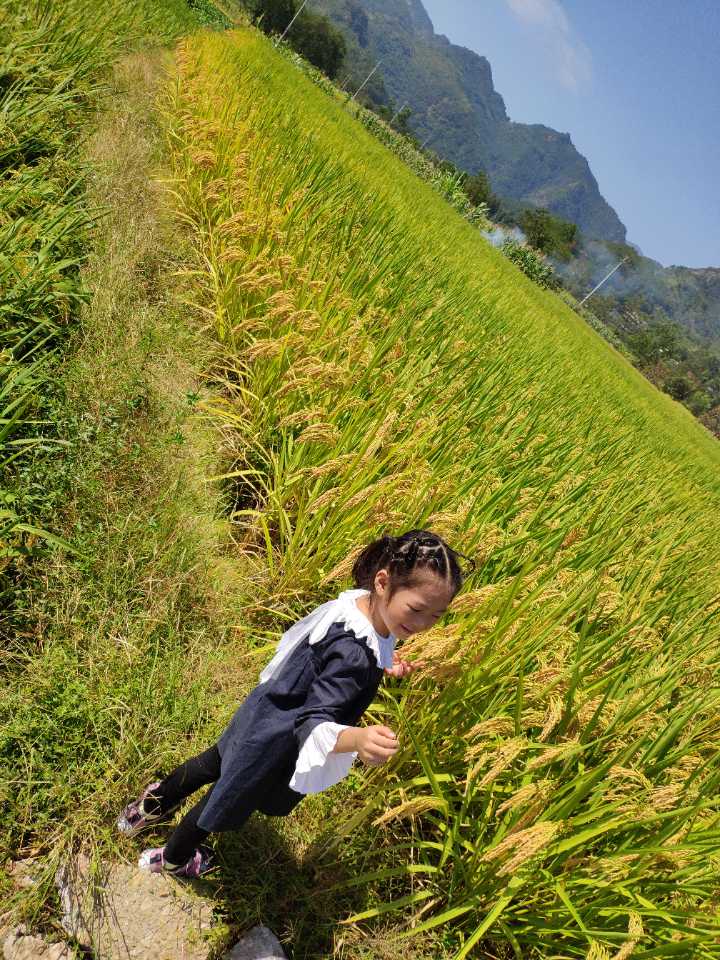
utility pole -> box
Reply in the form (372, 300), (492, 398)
(389, 102), (408, 126)
(279, 0), (309, 41)
(351, 61), (382, 100)
(579, 257), (629, 307)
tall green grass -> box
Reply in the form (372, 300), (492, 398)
(164, 27), (720, 957)
(0, 0), (226, 615)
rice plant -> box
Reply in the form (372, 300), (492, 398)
(162, 26), (720, 956)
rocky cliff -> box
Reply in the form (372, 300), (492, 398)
(310, 0), (628, 242)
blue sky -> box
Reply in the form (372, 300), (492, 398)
(421, 0), (719, 269)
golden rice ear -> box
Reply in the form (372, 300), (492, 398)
(480, 820), (562, 876)
(320, 545), (365, 585)
(373, 795), (449, 826)
(586, 942), (611, 960)
(610, 912), (644, 960)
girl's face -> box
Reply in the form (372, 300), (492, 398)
(372, 568), (454, 640)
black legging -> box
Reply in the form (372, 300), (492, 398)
(147, 742), (300, 865)
(146, 744), (222, 865)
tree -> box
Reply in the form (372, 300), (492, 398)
(520, 207), (578, 261)
(251, 0), (346, 80)
(607, 241), (642, 271)
(666, 375), (693, 402)
(290, 12), (346, 79)
(688, 390), (712, 416)
(392, 105), (412, 135)
(348, 2), (369, 47)
(463, 170), (497, 211)
(627, 319), (682, 365)
(251, 0), (295, 35)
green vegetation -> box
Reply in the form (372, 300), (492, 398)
(0, 0), (222, 614)
(584, 293), (720, 435)
(500, 238), (560, 290)
(188, 0), (233, 29)
(163, 25), (720, 957)
(520, 207), (578, 262)
(463, 170), (500, 217)
(250, 0), (347, 77)
(560, 237), (720, 344)
(5, 5), (720, 959)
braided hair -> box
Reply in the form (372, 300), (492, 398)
(351, 529), (470, 599)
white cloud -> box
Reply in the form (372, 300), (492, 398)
(505, 0), (592, 90)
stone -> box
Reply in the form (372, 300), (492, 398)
(55, 853), (215, 960)
(224, 925), (287, 960)
(2, 925), (72, 960)
(9, 860), (41, 891)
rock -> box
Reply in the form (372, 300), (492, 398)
(2, 925), (72, 959)
(224, 925), (287, 960)
(9, 860), (41, 891)
(55, 853), (215, 960)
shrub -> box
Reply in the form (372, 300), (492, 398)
(187, 0), (232, 29)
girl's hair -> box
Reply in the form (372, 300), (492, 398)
(351, 529), (471, 598)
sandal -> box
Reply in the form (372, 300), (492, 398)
(116, 779), (182, 837)
(138, 843), (216, 878)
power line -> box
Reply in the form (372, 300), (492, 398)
(351, 61), (382, 101)
(389, 102), (408, 126)
(579, 257), (629, 306)
(279, 0), (309, 42)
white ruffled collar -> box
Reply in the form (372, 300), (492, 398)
(337, 588), (396, 670)
(258, 588), (396, 683)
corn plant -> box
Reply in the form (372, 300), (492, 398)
(501, 237), (560, 291)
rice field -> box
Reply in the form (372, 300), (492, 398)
(163, 26), (720, 958)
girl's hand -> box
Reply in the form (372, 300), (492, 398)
(356, 725), (399, 766)
(384, 651), (424, 679)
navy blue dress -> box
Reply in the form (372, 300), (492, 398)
(196, 622), (385, 832)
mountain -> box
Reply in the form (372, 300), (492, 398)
(308, 0), (720, 342)
(557, 244), (720, 342)
(308, 0), (627, 243)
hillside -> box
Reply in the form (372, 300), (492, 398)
(307, 0), (720, 345)
(558, 241), (720, 341)
(308, 0), (628, 243)
(163, 22), (720, 955)
(4, 5), (720, 959)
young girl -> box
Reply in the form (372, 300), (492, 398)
(117, 529), (470, 877)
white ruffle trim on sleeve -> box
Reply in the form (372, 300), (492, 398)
(289, 721), (357, 794)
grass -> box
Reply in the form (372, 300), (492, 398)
(157, 24), (720, 958)
(0, 0), (228, 617)
(0, 0), (234, 931)
(4, 6), (720, 960)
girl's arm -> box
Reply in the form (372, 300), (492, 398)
(292, 641), (399, 767)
